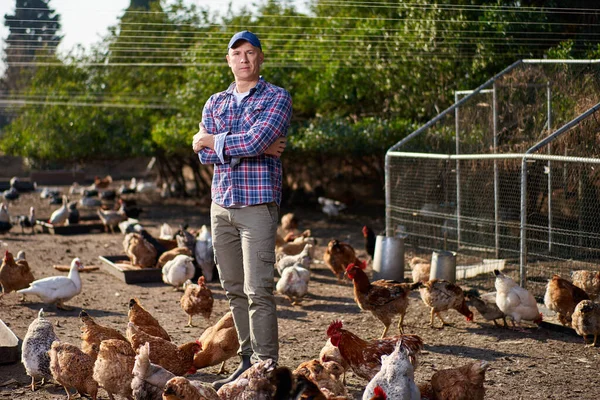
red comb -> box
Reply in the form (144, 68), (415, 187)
(198, 276), (205, 285)
(359, 260), (367, 270)
(345, 263), (356, 273)
(374, 386), (387, 399)
(326, 320), (343, 337)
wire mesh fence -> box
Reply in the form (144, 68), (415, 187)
(386, 60), (600, 299)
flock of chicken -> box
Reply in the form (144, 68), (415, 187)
(2, 177), (600, 400)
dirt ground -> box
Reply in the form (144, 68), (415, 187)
(1, 186), (599, 399)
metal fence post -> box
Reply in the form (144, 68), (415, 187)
(455, 92), (461, 249)
(520, 157), (528, 288)
(547, 81), (553, 254)
(493, 83), (499, 258)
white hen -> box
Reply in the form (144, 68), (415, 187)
(276, 243), (313, 276)
(494, 269), (542, 329)
(362, 341), (420, 400)
(318, 196), (347, 217)
(18, 258), (84, 310)
(194, 225), (216, 282)
(276, 264), (310, 305)
(162, 254), (195, 290)
(21, 308), (59, 391)
(49, 195), (69, 225)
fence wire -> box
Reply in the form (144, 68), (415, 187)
(387, 60), (600, 298)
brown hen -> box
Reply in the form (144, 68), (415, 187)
(157, 246), (192, 268)
(293, 359), (348, 398)
(92, 339), (136, 400)
(326, 320), (423, 381)
(127, 322), (200, 376)
(128, 297), (170, 341)
(430, 360), (490, 400)
(419, 279), (473, 328)
(163, 376), (220, 400)
(323, 240), (360, 281)
(346, 261), (422, 338)
(571, 270), (600, 301)
(79, 310), (127, 360)
(0, 250), (35, 300)
(49, 341), (98, 400)
(180, 276), (213, 327)
(193, 311), (238, 374)
(123, 232), (157, 268)
(544, 274), (590, 326)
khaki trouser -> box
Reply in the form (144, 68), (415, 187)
(211, 201), (279, 362)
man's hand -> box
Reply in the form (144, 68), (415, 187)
(265, 137), (287, 158)
(192, 123), (214, 153)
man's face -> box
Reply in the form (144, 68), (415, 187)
(226, 41), (264, 82)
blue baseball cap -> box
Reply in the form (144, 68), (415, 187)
(227, 30), (262, 51)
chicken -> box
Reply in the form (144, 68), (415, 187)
(49, 341), (98, 400)
(132, 342), (175, 400)
(369, 386), (387, 400)
(163, 376), (220, 400)
(79, 310), (127, 360)
(193, 311), (238, 374)
(408, 256), (431, 283)
(571, 300), (600, 347)
(126, 322), (200, 376)
(326, 320), (423, 381)
(346, 261), (422, 337)
(0, 250), (35, 300)
(419, 279), (473, 328)
(17, 206), (36, 234)
(318, 197), (347, 217)
(80, 195), (102, 208)
(92, 339), (136, 400)
(544, 274), (589, 326)
(93, 174), (113, 189)
(277, 264), (310, 305)
(123, 232), (158, 268)
(571, 270), (600, 301)
(162, 254), (195, 290)
(195, 224), (217, 282)
(280, 212), (299, 234)
(293, 359), (348, 398)
(180, 276), (214, 327)
(175, 227), (196, 255)
(128, 298), (171, 341)
(277, 230), (317, 257)
(21, 308), (59, 391)
(67, 201), (80, 224)
(97, 206), (126, 234)
(18, 257), (84, 310)
(429, 360), (490, 400)
(160, 223), (174, 239)
(49, 195), (69, 225)
(157, 247), (192, 269)
(464, 290), (507, 327)
(362, 341), (420, 400)
(0, 202), (12, 233)
(494, 269), (543, 330)
(119, 198), (144, 219)
(217, 358), (276, 399)
(362, 226), (376, 259)
(323, 240), (360, 281)
(277, 243), (313, 276)
(319, 338), (349, 385)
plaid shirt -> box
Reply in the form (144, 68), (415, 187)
(198, 77), (292, 207)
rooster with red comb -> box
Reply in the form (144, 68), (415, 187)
(326, 320), (423, 381)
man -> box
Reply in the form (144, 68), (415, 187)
(192, 30), (292, 389)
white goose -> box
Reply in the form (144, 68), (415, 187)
(18, 258), (84, 310)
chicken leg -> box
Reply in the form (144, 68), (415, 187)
(217, 360), (227, 374)
(56, 300), (74, 311)
(380, 325), (389, 339)
(585, 334), (597, 348)
(186, 315), (194, 327)
(397, 311), (406, 334)
(430, 308), (447, 328)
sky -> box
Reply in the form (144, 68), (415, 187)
(0, 0), (306, 72)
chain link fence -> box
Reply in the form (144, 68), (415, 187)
(386, 60), (600, 299)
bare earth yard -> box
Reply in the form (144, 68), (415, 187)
(0, 188), (599, 399)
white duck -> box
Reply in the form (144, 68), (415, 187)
(18, 258), (85, 310)
(162, 254), (195, 290)
(49, 196), (69, 225)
